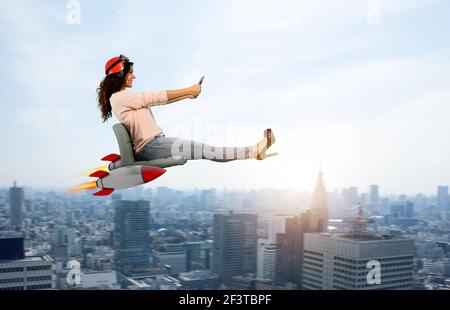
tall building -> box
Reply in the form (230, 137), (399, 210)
(114, 200), (151, 275)
(311, 171), (328, 232)
(212, 212), (257, 286)
(405, 202), (414, 219)
(437, 186), (449, 210)
(50, 226), (76, 264)
(262, 244), (277, 281)
(303, 212), (415, 290)
(0, 236), (53, 290)
(370, 185), (379, 208)
(275, 211), (322, 287)
(257, 239), (269, 279)
(9, 181), (24, 228)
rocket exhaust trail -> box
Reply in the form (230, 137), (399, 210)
(66, 181), (97, 193)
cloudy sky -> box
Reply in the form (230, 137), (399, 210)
(0, 0), (449, 194)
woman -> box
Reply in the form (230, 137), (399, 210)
(96, 55), (276, 163)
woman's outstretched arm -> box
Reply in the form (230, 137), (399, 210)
(166, 83), (202, 104)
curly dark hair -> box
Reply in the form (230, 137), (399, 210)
(96, 62), (133, 122)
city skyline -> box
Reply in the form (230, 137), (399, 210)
(1, 1), (450, 193)
(1, 165), (449, 290)
(2, 179), (450, 197)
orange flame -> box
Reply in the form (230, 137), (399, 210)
(66, 181), (97, 193)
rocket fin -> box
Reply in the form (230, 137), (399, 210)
(93, 188), (114, 196)
(101, 154), (121, 162)
(89, 170), (109, 179)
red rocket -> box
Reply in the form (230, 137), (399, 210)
(88, 154), (166, 196)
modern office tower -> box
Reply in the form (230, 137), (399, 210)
(114, 200), (151, 275)
(275, 211), (322, 287)
(303, 213), (415, 290)
(9, 181), (24, 228)
(0, 236), (53, 290)
(437, 186), (449, 210)
(257, 239), (269, 279)
(370, 185), (379, 208)
(178, 270), (221, 290)
(262, 244), (277, 281)
(50, 226), (76, 264)
(405, 202), (414, 218)
(212, 212), (257, 286)
(311, 170), (328, 232)
(152, 249), (187, 275)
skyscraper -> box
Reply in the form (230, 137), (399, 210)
(370, 185), (379, 208)
(212, 212), (257, 286)
(257, 239), (269, 279)
(311, 171), (328, 232)
(275, 211), (322, 287)
(114, 200), (151, 275)
(262, 243), (277, 281)
(437, 186), (449, 210)
(9, 181), (24, 228)
(50, 226), (76, 264)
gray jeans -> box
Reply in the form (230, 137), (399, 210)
(135, 134), (254, 163)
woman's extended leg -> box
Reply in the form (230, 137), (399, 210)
(136, 135), (255, 162)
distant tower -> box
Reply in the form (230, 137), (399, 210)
(311, 170), (328, 232)
(370, 185), (379, 208)
(437, 186), (449, 210)
(9, 181), (24, 228)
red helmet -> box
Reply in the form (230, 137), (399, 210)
(104, 54), (131, 77)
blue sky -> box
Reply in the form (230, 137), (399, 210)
(0, 0), (449, 194)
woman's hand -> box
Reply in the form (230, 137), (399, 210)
(166, 83), (202, 103)
(189, 83), (202, 99)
